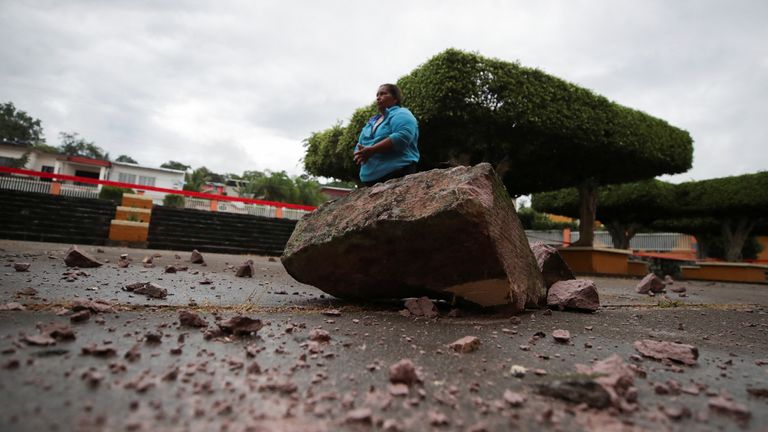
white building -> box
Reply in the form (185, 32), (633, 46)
(0, 140), (185, 203)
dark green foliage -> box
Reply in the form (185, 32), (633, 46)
(673, 172), (768, 217)
(304, 49), (693, 195)
(517, 206), (577, 230)
(0, 102), (45, 144)
(58, 132), (109, 160)
(115, 155), (138, 164)
(533, 180), (676, 225)
(99, 186), (134, 204)
(162, 194), (185, 208)
(160, 161), (191, 171)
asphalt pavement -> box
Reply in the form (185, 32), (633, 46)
(1, 239), (766, 432)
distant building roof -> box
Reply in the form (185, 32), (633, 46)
(111, 161), (186, 174)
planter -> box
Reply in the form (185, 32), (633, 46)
(681, 262), (768, 284)
(557, 246), (632, 275)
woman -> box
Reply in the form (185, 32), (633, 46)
(353, 83), (419, 186)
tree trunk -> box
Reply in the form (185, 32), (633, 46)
(606, 221), (638, 250)
(694, 235), (709, 259)
(572, 180), (598, 247)
(722, 217), (755, 262)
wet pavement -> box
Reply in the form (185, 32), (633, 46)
(1, 240), (767, 431)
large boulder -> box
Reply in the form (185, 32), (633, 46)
(281, 164), (545, 311)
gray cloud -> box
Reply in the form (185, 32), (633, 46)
(1, 0), (766, 181)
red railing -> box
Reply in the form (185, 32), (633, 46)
(0, 166), (317, 211)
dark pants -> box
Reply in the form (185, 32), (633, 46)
(362, 163), (418, 187)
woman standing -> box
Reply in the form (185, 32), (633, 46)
(353, 84), (419, 186)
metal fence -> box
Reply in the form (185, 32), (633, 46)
(525, 230), (695, 252)
(183, 197), (309, 220)
(0, 175), (99, 199)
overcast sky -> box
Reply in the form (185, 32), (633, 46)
(1, 0), (766, 183)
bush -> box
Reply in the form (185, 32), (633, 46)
(99, 185), (134, 204)
(163, 194), (185, 208)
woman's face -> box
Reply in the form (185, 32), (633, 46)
(376, 86), (397, 111)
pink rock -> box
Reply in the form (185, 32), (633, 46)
(308, 329), (331, 342)
(404, 297), (439, 318)
(389, 359), (421, 386)
(64, 246), (102, 268)
(708, 396), (751, 421)
(547, 279), (600, 312)
(0, 302), (26, 311)
(190, 249), (204, 264)
(503, 390), (526, 407)
(449, 336), (481, 353)
(13, 262), (31, 272)
(634, 339), (698, 365)
(552, 329), (570, 343)
(235, 259), (255, 277)
(636, 273), (665, 294)
(218, 316), (263, 336)
(281, 164), (546, 311)
(179, 311), (208, 328)
(344, 408), (372, 424)
(531, 242), (574, 288)
(576, 354), (636, 411)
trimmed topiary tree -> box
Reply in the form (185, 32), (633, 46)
(532, 180), (676, 249)
(304, 49), (693, 246)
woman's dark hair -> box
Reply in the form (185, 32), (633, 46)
(379, 83), (403, 105)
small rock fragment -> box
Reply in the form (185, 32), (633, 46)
(449, 336), (481, 353)
(124, 282), (168, 299)
(64, 246), (103, 268)
(404, 297), (438, 318)
(536, 379), (611, 408)
(308, 329), (331, 342)
(13, 262), (31, 272)
(235, 260), (255, 277)
(389, 359), (421, 386)
(503, 390), (526, 407)
(17, 287), (38, 296)
(708, 396), (751, 422)
(82, 344), (117, 357)
(634, 339), (698, 365)
(23, 334), (57, 346)
(547, 279), (600, 312)
(0, 302), (26, 311)
(179, 311), (208, 328)
(636, 273), (665, 294)
(345, 408), (372, 424)
(69, 310), (92, 323)
(552, 329), (570, 343)
(321, 309), (341, 317)
(218, 316), (263, 336)
(190, 250), (204, 264)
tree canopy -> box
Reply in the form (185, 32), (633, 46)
(0, 102), (45, 145)
(160, 161), (191, 171)
(115, 155), (138, 163)
(57, 132), (109, 160)
(303, 49), (693, 246)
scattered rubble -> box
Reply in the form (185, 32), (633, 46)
(389, 359), (421, 386)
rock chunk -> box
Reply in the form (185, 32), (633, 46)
(389, 359), (421, 386)
(636, 273), (665, 294)
(404, 297), (438, 318)
(547, 279), (600, 312)
(552, 329), (570, 343)
(634, 339), (698, 365)
(13, 262), (31, 272)
(576, 354), (636, 411)
(449, 336), (481, 353)
(64, 246), (103, 268)
(124, 282), (168, 299)
(536, 379), (611, 408)
(530, 243), (574, 287)
(190, 249), (204, 264)
(235, 259), (255, 277)
(281, 164), (545, 311)
(179, 311), (208, 328)
(218, 316), (263, 336)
